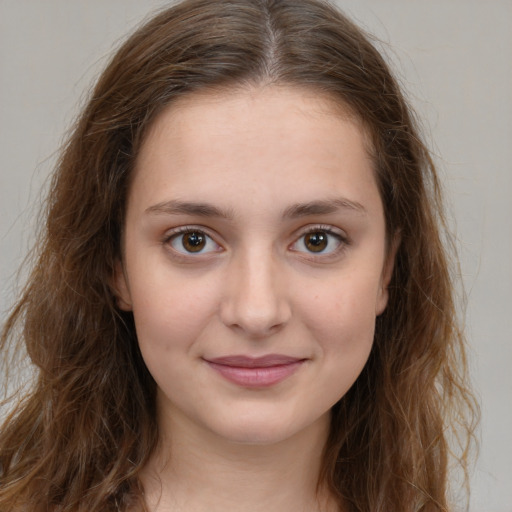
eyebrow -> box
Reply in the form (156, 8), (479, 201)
(145, 197), (367, 219)
(145, 200), (234, 219)
(282, 198), (367, 218)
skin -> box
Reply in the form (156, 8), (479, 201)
(114, 86), (395, 511)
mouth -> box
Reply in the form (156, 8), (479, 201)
(203, 354), (307, 388)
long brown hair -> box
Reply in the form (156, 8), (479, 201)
(0, 1), (478, 510)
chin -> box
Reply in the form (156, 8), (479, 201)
(217, 426), (297, 446)
(206, 409), (329, 447)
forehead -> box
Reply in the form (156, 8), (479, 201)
(139, 85), (367, 156)
(136, 85), (372, 167)
(129, 85), (381, 219)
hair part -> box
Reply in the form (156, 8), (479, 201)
(1, 1), (478, 511)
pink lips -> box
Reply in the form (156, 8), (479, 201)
(204, 355), (305, 388)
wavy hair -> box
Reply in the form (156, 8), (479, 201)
(1, 0), (478, 510)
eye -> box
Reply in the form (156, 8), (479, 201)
(290, 228), (345, 255)
(167, 229), (221, 255)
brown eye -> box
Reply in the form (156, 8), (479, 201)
(304, 231), (329, 252)
(169, 229), (220, 255)
(182, 231), (206, 252)
(290, 228), (344, 256)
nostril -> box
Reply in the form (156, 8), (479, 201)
(219, 255), (291, 337)
(219, 294), (291, 338)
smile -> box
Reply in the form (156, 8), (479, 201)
(203, 355), (306, 388)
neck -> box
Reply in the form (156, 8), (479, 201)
(139, 407), (338, 512)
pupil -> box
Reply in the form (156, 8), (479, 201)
(305, 232), (328, 252)
(183, 232), (205, 252)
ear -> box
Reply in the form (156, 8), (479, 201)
(375, 232), (401, 316)
(111, 260), (133, 311)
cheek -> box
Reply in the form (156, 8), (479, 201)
(129, 272), (220, 354)
(130, 277), (221, 399)
(299, 276), (379, 392)
(313, 296), (376, 362)
(308, 313), (375, 410)
(303, 273), (380, 341)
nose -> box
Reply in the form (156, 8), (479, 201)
(219, 249), (291, 338)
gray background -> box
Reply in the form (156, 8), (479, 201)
(1, 1), (510, 511)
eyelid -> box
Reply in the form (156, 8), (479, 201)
(289, 224), (349, 257)
(161, 223), (349, 261)
(162, 225), (224, 257)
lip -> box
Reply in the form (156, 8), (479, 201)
(204, 354), (306, 388)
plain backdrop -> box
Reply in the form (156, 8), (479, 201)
(1, 1), (511, 511)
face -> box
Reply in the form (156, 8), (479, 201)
(115, 86), (394, 446)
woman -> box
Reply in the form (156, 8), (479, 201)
(0, 0), (477, 510)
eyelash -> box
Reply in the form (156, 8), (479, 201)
(162, 226), (222, 259)
(289, 224), (349, 259)
(162, 224), (349, 261)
